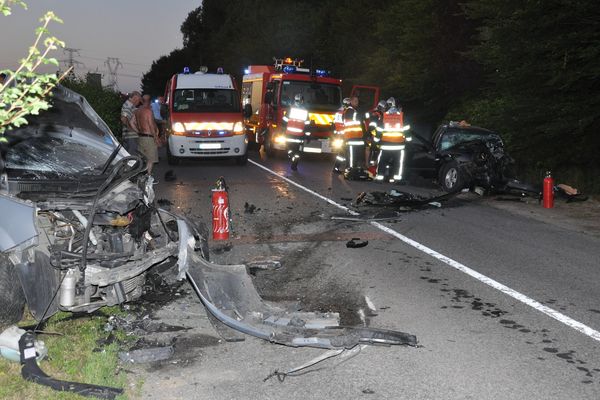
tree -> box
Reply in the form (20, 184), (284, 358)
(0, 0), (68, 139)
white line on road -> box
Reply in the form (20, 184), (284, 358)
(249, 159), (600, 343)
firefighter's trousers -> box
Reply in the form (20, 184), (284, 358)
(375, 146), (405, 182)
(286, 135), (304, 163)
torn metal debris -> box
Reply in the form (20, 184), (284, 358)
(355, 190), (456, 210)
(346, 238), (369, 248)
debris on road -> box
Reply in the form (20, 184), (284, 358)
(355, 190), (456, 210)
(346, 238), (369, 248)
(164, 170), (177, 181)
(244, 202), (257, 214)
(118, 346), (174, 364)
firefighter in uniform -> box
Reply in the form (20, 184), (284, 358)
(375, 97), (408, 183)
(367, 100), (388, 172)
(332, 97), (350, 173)
(341, 96), (368, 179)
(283, 93), (310, 171)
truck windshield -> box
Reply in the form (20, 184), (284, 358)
(280, 81), (341, 112)
(173, 89), (241, 113)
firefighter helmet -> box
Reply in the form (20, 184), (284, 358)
(377, 100), (387, 112)
(386, 97), (396, 109)
(294, 93), (304, 105)
(342, 97), (351, 107)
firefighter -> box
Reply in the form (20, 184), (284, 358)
(341, 96), (368, 180)
(332, 97), (350, 173)
(367, 99), (388, 171)
(375, 97), (407, 183)
(282, 93), (310, 171)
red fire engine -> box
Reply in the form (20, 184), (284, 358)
(242, 58), (380, 157)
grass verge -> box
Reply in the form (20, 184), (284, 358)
(0, 307), (136, 400)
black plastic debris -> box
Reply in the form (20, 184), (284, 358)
(19, 332), (123, 400)
(355, 190), (456, 210)
(346, 238), (369, 248)
(244, 202), (257, 214)
(164, 170), (177, 182)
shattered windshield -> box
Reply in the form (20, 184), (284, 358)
(280, 80), (341, 111)
(4, 87), (118, 176)
(438, 128), (503, 151)
(173, 89), (241, 113)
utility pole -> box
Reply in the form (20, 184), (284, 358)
(105, 57), (123, 90)
(60, 48), (84, 77)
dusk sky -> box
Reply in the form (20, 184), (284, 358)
(1, 1), (200, 93)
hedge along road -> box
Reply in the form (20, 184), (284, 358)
(143, 150), (600, 399)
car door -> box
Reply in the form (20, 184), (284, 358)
(405, 128), (439, 178)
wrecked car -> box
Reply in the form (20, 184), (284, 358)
(405, 121), (515, 192)
(0, 86), (416, 351)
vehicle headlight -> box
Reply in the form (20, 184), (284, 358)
(274, 135), (287, 144)
(233, 122), (244, 135)
(172, 122), (185, 134)
(332, 138), (344, 149)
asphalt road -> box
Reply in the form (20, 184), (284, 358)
(130, 148), (600, 400)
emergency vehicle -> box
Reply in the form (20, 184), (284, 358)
(164, 67), (247, 165)
(241, 58), (380, 157)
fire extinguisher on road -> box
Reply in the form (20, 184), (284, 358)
(543, 170), (554, 209)
(212, 177), (230, 240)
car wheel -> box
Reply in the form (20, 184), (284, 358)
(0, 254), (26, 330)
(167, 144), (180, 165)
(235, 152), (248, 165)
(439, 162), (465, 192)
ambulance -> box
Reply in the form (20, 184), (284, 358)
(164, 67), (247, 165)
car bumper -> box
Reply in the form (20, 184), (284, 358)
(168, 134), (247, 158)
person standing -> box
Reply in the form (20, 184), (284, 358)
(332, 97), (350, 173)
(341, 95), (367, 179)
(120, 91), (142, 154)
(134, 101), (160, 175)
(375, 97), (407, 183)
(151, 96), (166, 145)
(283, 93), (310, 171)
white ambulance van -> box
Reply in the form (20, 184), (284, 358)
(164, 68), (247, 165)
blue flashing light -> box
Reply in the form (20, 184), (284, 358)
(183, 66), (190, 74)
(315, 69), (329, 77)
(244, 68), (250, 75)
(283, 65), (297, 74)
(217, 67), (224, 74)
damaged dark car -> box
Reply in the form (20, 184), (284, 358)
(0, 86), (416, 353)
(405, 121), (515, 192)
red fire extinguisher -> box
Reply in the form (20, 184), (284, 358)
(212, 177), (230, 240)
(543, 170), (554, 209)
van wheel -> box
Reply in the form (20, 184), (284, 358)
(264, 132), (276, 158)
(235, 153), (248, 165)
(167, 145), (180, 165)
(0, 254), (26, 330)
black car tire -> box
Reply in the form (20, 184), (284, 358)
(167, 144), (180, 165)
(0, 254), (26, 329)
(439, 162), (465, 192)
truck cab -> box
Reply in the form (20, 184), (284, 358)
(242, 58), (343, 157)
(164, 68), (247, 165)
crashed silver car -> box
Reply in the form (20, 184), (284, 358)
(0, 86), (415, 350)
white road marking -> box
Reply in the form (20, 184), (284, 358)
(249, 159), (600, 343)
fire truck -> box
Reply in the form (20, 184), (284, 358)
(242, 58), (380, 157)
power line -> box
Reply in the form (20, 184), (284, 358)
(60, 48), (85, 76)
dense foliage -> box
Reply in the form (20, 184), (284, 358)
(62, 75), (123, 138)
(142, 0), (600, 189)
